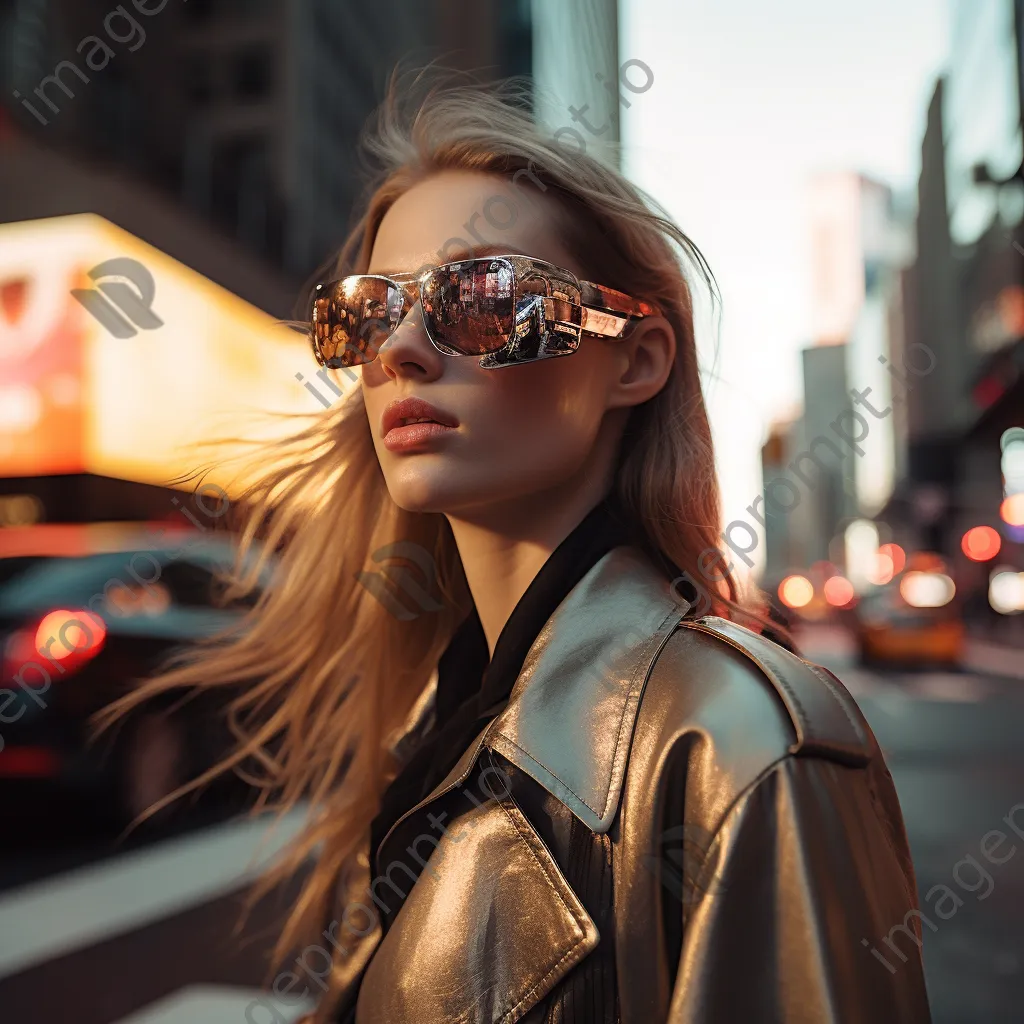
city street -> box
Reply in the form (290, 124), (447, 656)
(0, 629), (1021, 1023)
(800, 627), (1024, 1023)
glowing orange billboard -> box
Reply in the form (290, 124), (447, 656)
(0, 215), (314, 495)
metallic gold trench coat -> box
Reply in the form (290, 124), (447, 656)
(318, 546), (932, 1024)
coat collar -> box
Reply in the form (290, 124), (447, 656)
(485, 544), (689, 833)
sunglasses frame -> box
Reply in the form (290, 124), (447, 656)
(310, 254), (661, 370)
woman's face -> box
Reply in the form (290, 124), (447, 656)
(360, 170), (662, 519)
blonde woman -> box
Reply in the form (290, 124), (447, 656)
(100, 73), (931, 1023)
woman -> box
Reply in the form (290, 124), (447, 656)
(101, 73), (932, 1023)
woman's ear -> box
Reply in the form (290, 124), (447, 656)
(607, 315), (677, 410)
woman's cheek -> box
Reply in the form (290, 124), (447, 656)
(484, 394), (598, 479)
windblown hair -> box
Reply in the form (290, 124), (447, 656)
(95, 66), (762, 1019)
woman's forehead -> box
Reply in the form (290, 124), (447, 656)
(367, 170), (578, 278)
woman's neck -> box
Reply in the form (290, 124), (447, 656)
(446, 477), (614, 657)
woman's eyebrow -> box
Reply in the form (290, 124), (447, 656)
(441, 244), (521, 263)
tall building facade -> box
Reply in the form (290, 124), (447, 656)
(945, 0), (1023, 247)
(530, 0), (622, 169)
(761, 173), (914, 574)
(798, 343), (856, 565)
(876, 0), (1024, 584)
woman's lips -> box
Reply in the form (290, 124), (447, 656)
(381, 396), (459, 451)
(382, 420), (458, 452)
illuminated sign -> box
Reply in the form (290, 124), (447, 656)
(0, 214), (311, 496)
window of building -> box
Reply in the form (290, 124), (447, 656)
(183, 0), (215, 24)
(185, 52), (214, 105)
(184, 0), (273, 24)
(91, 64), (140, 163)
(231, 44), (273, 101)
(208, 134), (274, 251)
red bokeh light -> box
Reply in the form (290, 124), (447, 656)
(878, 542), (906, 575)
(961, 526), (1001, 562)
(823, 575), (856, 607)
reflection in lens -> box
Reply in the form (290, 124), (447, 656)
(421, 259), (514, 355)
(312, 278), (402, 368)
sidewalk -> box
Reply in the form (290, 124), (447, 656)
(963, 639), (1024, 681)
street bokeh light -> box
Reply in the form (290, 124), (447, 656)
(778, 574), (814, 608)
(35, 609), (107, 659)
(900, 571), (956, 608)
(879, 542), (906, 575)
(961, 526), (1002, 561)
(867, 550), (896, 586)
(989, 568), (1024, 614)
(823, 575), (856, 607)
(1000, 493), (1024, 527)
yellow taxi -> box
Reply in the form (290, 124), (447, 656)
(854, 553), (965, 667)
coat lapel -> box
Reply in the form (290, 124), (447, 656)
(357, 756), (600, 1023)
(487, 545), (689, 832)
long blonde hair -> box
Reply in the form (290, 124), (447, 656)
(95, 66), (758, 1015)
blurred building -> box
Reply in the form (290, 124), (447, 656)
(762, 173), (913, 576)
(530, 0), (622, 169)
(884, 0), (1024, 566)
(861, 0), (1024, 636)
(807, 172), (914, 514)
(945, 0), (1024, 477)
(0, 0), (535, 301)
(797, 343), (856, 565)
(946, 0), (1024, 247)
(760, 416), (815, 583)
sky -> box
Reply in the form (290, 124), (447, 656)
(619, 0), (952, 571)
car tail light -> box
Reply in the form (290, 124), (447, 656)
(2, 608), (106, 684)
(0, 746), (60, 777)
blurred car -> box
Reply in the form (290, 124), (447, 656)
(0, 524), (273, 827)
(853, 555), (964, 668)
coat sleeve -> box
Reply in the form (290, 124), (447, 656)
(666, 754), (933, 1024)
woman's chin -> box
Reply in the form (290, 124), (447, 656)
(387, 478), (469, 516)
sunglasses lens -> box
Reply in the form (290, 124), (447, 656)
(311, 277), (404, 367)
(421, 259), (515, 355)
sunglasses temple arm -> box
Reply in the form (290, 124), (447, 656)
(523, 294), (634, 340)
(533, 295), (633, 339)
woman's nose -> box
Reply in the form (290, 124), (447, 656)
(375, 301), (445, 382)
